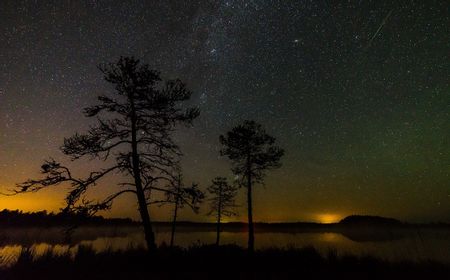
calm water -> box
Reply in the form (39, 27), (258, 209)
(0, 226), (449, 267)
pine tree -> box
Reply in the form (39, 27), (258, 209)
(15, 57), (199, 251)
(220, 120), (284, 252)
(207, 177), (237, 245)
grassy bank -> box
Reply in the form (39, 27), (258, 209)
(1, 245), (449, 280)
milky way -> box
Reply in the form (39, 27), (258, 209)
(0, 1), (449, 222)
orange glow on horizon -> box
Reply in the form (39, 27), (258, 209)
(316, 213), (342, 224)
(0, 195), (62, 213)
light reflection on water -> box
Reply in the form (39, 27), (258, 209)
(0, 227), (449, 267)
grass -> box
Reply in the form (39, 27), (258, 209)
(0, 244), (449, 280)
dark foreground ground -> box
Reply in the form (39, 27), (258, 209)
(1, 245), (449, 280)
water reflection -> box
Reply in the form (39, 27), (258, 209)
(0, 245), (21, 266)
(0, 226), (449, 267)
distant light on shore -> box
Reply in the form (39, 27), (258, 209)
(316, 214), (342, 224)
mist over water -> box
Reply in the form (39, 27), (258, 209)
(0, 226), (449, 267)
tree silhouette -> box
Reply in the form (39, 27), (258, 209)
(207, 177), (238, 246)
(14, 56), (199, 251)
(162, 174), (204, 248)
(220, 120), (284, 252)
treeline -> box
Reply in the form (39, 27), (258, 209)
(0, 209), (136, 227)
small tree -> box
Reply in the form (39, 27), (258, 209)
(220, 120), (284, 252)
(207, 177), (238, 246)
(14, 57), (199, 251)
(163, 174), (204, 248)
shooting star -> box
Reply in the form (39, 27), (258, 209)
(365, 8), (394, 50)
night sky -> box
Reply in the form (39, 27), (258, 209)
(0, 1), (449, 223)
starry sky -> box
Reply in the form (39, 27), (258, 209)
(0, 0), (449, 223)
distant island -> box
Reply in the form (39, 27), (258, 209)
(338, 215), (403, 226)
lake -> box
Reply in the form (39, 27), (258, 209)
(0, 225), (449, 267)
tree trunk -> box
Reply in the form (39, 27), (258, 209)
(135, 180), (156, 251)
(246, 154), (254, 253)
(170, 196), (179, 248)
(216, 184), (222, 246)
(130, 96), (156, 251)
(215, 214), (221, 246)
